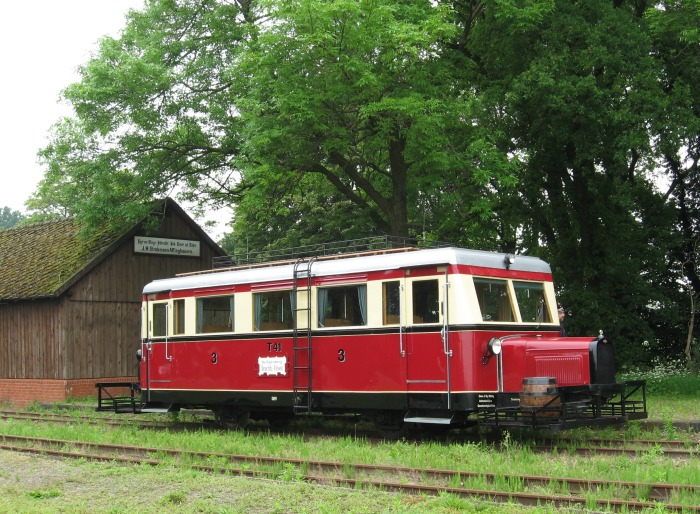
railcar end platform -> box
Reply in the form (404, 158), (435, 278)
(477, 380), (648, 432)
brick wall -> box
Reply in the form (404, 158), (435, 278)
(0, 377), (137, 407)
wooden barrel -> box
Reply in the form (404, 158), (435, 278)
(520, 377), (560, 417)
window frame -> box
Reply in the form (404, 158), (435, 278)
(196, 295), (235, 334)
(410, 278), (441, 325)
(151, 301), (168, 337)
(473, 277), (517, 323)
(253, 289), (294, 331)
(173, 299), (186, 335)
(382, 281), (401, 326)
(317, 283), (368, 328)
(512, 280), (552, 323)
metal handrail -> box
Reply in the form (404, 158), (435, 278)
(212, 236), (452, 268)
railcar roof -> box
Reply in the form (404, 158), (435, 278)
(142, 247), (551, 294)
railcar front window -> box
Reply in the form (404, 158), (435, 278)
(152, 303), (167, 337)
(254, 291), (293, 331)
(474, 278), (514, 322)
(412, 279), (440, 324)
(318, 285), (367, 327)
(197, 296), (234, 333)
(383, 281), (400, 325)
(513, 281), (551, 323)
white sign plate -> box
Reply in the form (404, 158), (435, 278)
(258, 356), (287, 376)
(134, 236), (201, 257)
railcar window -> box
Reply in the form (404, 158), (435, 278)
(173, 299), (185, 335)
(196, 296), (234, 333)
(513, 281), (551, 323)
(383, 281), (401, 325)
(152, 303), (167, 337)
(318, 285), (367, 327)
(254, 290), (293, 331)
(412, 279), (440, 324)
(474, 278), (515, 322)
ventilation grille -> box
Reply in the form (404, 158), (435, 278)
(531, 355), (584, 386)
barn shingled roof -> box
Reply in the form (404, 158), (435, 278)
(0, 199), (226, 302)
(0, 218), (119, 301)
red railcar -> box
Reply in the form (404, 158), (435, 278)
(99, 243), (647, 434)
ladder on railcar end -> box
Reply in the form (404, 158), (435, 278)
(292, 257), (316, 413)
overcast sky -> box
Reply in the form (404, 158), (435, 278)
(0, 1), (229, 238)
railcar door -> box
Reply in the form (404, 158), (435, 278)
(404, 268), (452, 410)
(143, 297), (174, 401)
(140, 302), (150, 401)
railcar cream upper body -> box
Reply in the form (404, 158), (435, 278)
(141, 247), (559, 338)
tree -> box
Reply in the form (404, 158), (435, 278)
(29, 0), (515, 243)
(28, 0), (255, 232)
(28, 0), (700, 366)
(0, 207), (25, 230)
(221, 171), (382, 255)
(647, 0), (700, 366)
(453, 0), (685, 361)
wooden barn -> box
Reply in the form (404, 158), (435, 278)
(0, 198), (226, 406)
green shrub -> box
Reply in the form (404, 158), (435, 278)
(619, 357), (700, 395)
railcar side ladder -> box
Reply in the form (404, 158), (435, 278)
(292, 257), (316, 413)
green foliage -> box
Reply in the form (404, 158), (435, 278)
(620, 357), (700, 396)
(235, 0), (515, 237)
(465, 0), (693, 361)
(31, 0), (515, 243)
(224, 172), (381, 255)
(0, 207), (25, 230)
(26, 0), (700, 368)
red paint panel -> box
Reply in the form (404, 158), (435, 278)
(314, 273), (368, 286)
(500, 337), (592, 391)
(142, 333), (410, 393)
(140, 329), (575, 397)
(406, 330), (447, 392)
(250, 280), (295, 291)
(367, 269), (404, 281)
(453, 264), (552, 282)
(405, 267), (439, 278)
(146, 292), (170, 301)
(189, 285), (237, 297)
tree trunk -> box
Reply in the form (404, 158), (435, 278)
(686, 290), (696, 365)
(388, 133), (409, 239)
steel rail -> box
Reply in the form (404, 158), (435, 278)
(532, 444), (699, 458)
(2, 409), (699, 458)
(0, 434), (697, 511)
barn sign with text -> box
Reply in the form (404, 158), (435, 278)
(134, 236), (201, 257)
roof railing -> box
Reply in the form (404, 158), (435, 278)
(211, 236), (452, 269)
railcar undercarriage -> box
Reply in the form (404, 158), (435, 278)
(96, 379), (647, 434)
(476, 380), (648, 431)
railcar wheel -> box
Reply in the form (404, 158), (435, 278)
(373, 411), (409, 440)
(216, 408), (250, 430)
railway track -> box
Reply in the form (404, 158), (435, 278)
(0, 433), (697, 512)
(0, 409), (195, 431)
(2, 409), (699, 459)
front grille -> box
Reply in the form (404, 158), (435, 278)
(531, 355), (584, 385)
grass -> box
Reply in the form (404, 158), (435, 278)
(0, 363), (697, 512)
(619, 358), (700, 422)
(0, 409), (698, 493)
(0, 451), (529, 514)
